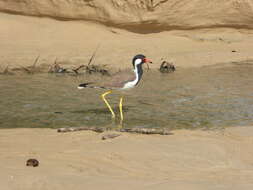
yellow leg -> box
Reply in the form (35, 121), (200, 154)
(119, 96), (124, 123)
(101, 90), (115, 118)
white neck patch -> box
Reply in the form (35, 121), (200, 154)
(122, 69), (139, 89)
(121, 58), (143, 89)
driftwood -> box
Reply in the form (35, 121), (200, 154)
(119, 128), (171, 135)
(72, 64), (85, 74)
(57, 126), (106, 133)
(57, 126), (171, 135)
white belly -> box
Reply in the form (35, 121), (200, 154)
(122, 81), (137, 89)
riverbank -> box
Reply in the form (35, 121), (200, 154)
(1, 126), (253, 190)
(1, 12), (253, 72)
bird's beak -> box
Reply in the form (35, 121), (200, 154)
(143, 58), (152, 64)
(143, 58), (152, 70)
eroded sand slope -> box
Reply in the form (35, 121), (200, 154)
(0, 0), (253, 31)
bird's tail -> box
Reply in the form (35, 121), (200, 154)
(78, 83), (106, 89)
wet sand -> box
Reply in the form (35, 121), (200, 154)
(1, 127), (253, 190)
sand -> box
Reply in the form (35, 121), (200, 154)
(0, 127), (253, 190)
(1, 12), (253, 72)
(1, 0), (253, 30)
(1, 8), (253, 189)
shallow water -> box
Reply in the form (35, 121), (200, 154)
(1, 62), (253, 130)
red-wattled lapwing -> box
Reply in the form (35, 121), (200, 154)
(78, 54), (152, 124)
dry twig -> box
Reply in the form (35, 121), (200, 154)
(21, 55), (40, 74)
(0, 65), (14, 75)
(48, 58), (67, 73)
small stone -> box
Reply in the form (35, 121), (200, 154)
(102, 133), (121, 140)
(26, 159), (39, 167)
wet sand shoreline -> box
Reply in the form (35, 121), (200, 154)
(1, 126), (253, 190)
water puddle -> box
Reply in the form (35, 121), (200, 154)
(1, 62), (253, 130)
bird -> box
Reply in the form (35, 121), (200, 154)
(78, 54), (152, 125)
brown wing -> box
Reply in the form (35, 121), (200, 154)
(104, 69), (136, 89)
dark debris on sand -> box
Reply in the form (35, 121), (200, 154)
(26, 159), (39, 167)
(159, 60), (176, 73)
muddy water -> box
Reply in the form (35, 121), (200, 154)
(0, 62), (253, 130)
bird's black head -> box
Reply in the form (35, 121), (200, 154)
(132, 54), (151, 68)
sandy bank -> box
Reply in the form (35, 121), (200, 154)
(1, 12), (253, 71)
(0, 0), (253, 31)
(1, 127), (253, 190)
